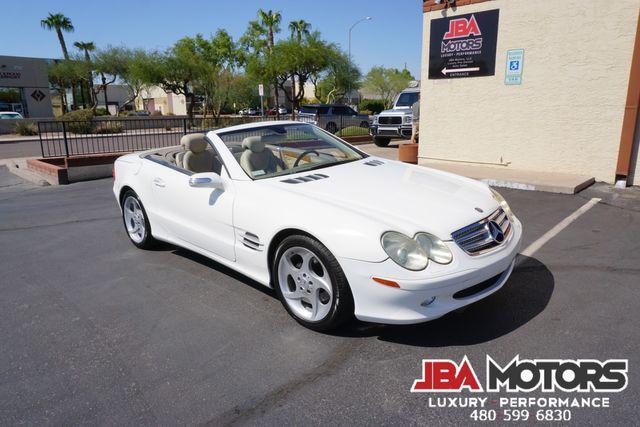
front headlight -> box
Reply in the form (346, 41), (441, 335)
(381, 231), (453, 271)
(404, 115), (413, 124)
(415, 233), (453, 264)
(490, 188), (514, 219)
(373, 115), (379, 124)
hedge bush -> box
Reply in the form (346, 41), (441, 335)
(94, 107), (110, 116)
(61, 109), (94, 134)
(358, 99), (386, 115)
(336, 126), (369, 137)
(14, 122), (38, 136)
(93, 122), (123, 134)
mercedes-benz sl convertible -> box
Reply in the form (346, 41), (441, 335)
(113, 121), (522, 331)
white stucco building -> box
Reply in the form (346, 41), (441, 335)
(419, 0), (640, 185)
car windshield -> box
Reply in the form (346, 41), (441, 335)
(216, 123), (365, 180)
(395, 92), (420, 107)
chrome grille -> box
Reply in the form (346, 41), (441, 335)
(378, 116), (402, 125)
(451, 208), (511, 255)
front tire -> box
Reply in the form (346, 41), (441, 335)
(374, 137), (391, 147)
(273, 235), (354, 332)
(121, 190), (157, 249)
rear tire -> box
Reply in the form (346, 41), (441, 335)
(121, 190), (157, 249)
(325, 122), (338, 134)
(273, 235), (354, 332)
(374, 137), (391, 147)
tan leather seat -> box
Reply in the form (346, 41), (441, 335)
(179, 133), (220, 173)
(240, 136), (285, 177)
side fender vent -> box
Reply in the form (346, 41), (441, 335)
(281, 173), (329, 184)
(364, 159), (385, 166)
(240, 231), (263, 251)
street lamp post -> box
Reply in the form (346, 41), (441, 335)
(348, 16), (372, 106)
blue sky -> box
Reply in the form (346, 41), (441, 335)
(2, 0), (423, 78)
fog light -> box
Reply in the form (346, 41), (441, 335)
(420, 296), (436, 307)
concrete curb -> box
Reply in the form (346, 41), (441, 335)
(418, 159), (595, 194)
(2, 158), (53, 186)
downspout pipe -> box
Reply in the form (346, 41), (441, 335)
(615, 10), (640, 187)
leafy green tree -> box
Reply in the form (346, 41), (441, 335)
(92, 46), (132, 114)
(192, 30), (241, 121)
(311, 49), (361, 104)
(136, 39), (205, 123)
(267, 32), (337, 117)
(117, 49), (154, 112)
(362, 67), (414, 108)
(48, 59), (86, 113)
(239, 20), (268, 58)
(41, 13), (74, 60)
(228, 74), (261, 111)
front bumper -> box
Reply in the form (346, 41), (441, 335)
(370, 124), (413, 139)
(339, 216), (523, 324)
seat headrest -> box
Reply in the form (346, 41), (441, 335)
(242, 136), (265, 153)
(181, 133), (208, 154)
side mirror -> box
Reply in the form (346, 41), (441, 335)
(189, 172), (224, 190)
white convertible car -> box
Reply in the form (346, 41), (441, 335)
(113, 121), (522, 331)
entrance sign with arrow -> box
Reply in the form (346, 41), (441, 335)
(428, 9), (500, 80)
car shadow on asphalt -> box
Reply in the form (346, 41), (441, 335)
(166, 245), (553, 346)
(334, 255), (554, 347)
(170, 246), (277, 298)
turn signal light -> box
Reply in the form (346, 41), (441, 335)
(372, 277), (400, 288)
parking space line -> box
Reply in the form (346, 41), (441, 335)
(520, 197), (601, 257)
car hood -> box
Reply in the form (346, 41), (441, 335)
(270, 158), (499, 239)
(379, 107), (411, 116)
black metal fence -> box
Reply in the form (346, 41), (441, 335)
(36, 114), (371, 158)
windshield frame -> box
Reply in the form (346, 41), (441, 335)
(212, 122), (369, 181)
(395, 91), (420, 108)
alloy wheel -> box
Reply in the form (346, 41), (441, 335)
(123, 196), (146, 243)
(277, 246), (333, 322)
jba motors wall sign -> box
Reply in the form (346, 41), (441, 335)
(428, 9), (500, 79)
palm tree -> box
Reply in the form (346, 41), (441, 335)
(287, 20), (311, 115)
(40, 13), (74, 60)
(258, 9), (282, 116)
(289, 20), (311, 43)
(74, 41), (96, 108)
(73, 41), (95, 61)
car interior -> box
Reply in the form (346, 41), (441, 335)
(145, 125), (361, 180)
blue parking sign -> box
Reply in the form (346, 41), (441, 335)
(505, 49), (524, 85)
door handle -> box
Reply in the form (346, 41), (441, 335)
(152, 178), (166, 188)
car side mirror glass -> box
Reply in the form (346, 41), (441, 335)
(189, 172), (224, 190)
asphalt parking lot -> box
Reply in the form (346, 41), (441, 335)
(1, 157), (639, 425)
